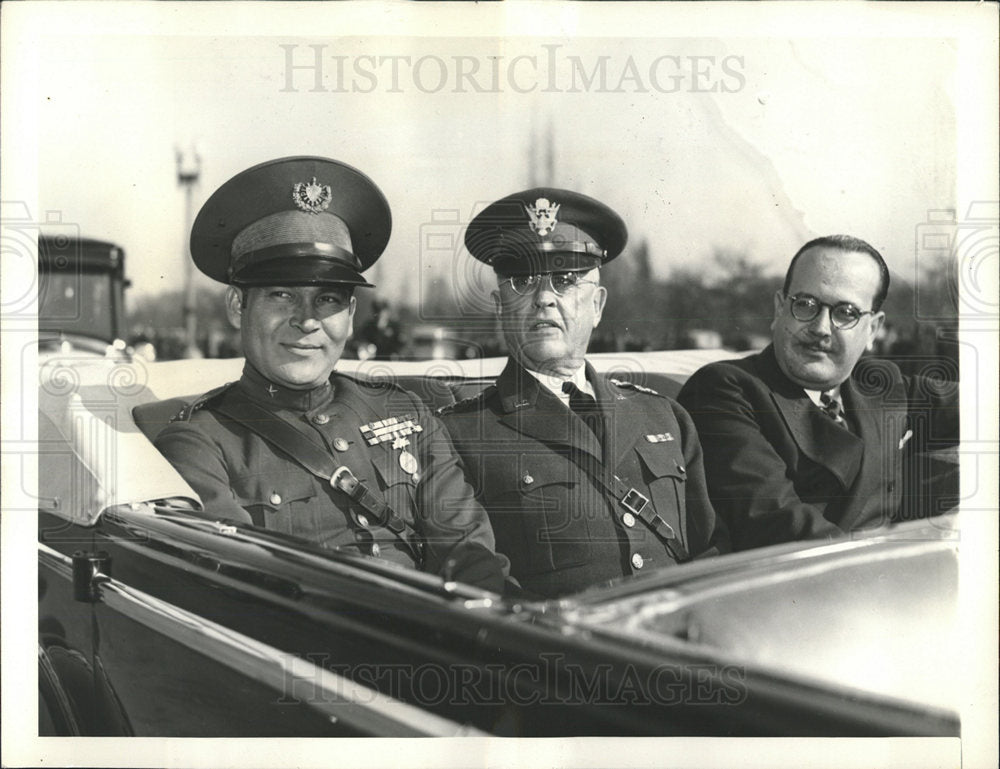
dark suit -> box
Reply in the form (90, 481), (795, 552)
(677, 345), (959, 551)
(438, 359), (729, 598)
(154, 364), (508, 590)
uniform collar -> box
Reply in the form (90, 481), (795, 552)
(239, 362), (334, 412)
(523, 365), (593, 404)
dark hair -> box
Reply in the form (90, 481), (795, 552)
(783, 235), (890, 312)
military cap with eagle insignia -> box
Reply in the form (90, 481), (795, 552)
(464, 187), (628, 276)
(190, 156), (391, 287)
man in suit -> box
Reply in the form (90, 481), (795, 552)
(438, 188), (728, 598)
(677, 235), (959, 551)
(154, 156), (508, 591)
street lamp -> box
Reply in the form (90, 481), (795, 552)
(176, 146), (202, 358)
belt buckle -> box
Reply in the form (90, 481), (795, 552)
(621, 488), (649, 516)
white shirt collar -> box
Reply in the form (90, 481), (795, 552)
(524, 365), (594, 404)
(804, 384), (842, 408)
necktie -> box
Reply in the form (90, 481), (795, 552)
(819, 391), (849, 431)
(563, 381), (605, 447)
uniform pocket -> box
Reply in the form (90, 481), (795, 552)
(232, 471), (322, 534)
(491, 452), (595, 573)
(369, 451), (420, 529)
(635, 442), (688, 546)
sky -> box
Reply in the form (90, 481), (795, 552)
(22, 11), (967, 311)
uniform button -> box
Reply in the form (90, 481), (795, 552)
(269, 492), (282, 505)
(312, 413), (330, 425)
(522, 474), (534, 485)
(356, 514), (369, 527)
(333, 437), (349, 452)
(631, 553), (644, 569)
(370, 543), (381, 557)
(622, 512), (636, 528)
(676, 463), (686, 473)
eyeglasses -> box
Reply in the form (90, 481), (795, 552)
(500, 271), (598, 297)
(785, 293), (875, 330)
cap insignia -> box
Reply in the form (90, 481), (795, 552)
(292, 177), (333, 214)
(524, 198), (560, 237)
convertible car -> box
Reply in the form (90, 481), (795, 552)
(37, 352), (961, 737)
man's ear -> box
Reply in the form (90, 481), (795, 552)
(491, 289), (503, 320)
(591, 285), (608, 328)
(225, 286), (244, 329)
(866, 311), (886, 352)
(771, 290), (784, 330)
(346, 295), (357, 334)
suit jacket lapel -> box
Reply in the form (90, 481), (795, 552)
(755, 347), (864, 490)
(494, 359), (603, 460)
(836, 374), (897, 529)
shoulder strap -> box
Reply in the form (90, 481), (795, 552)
(212, 388), (424, 564)
(563, 445), (690, 562)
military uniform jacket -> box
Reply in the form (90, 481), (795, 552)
(437, 359), (729, 598)
(677, 345), (960, 551)
(154, 364), (507, 585)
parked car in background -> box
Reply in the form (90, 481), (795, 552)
(38, 235), (132, 361)
(37, 352), (961, 738)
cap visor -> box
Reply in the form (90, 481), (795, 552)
(232, 257), (374, 288)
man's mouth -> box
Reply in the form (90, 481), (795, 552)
(284, 342), (323, 351)
(800, 340), (833, 354)
(528, 319), (562, 331)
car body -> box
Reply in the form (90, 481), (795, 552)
(38, 235), (131, 361)
(37, 352), (960, 737)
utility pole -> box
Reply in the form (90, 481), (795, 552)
(176, 146), (202, 358)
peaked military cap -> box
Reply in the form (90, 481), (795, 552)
(191, 156), (391, 287)
(464, 187), (628, 276)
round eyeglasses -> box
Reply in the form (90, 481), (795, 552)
(501, 271), (598, 297)
(785, 293), (875, 330)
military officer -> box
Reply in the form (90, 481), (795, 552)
(154, 156), (508, 592)
(437, 188), (729, 598)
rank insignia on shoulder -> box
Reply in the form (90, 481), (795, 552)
(359, 414), (422, 447)
(609, 378), (660, 396)
(645, 433), (674, 443)
(435, 389), (489, 417)
(170, 383), (235, 422)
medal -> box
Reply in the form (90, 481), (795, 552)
(399, 450), (419, 475)
(359, 414), (422, 478)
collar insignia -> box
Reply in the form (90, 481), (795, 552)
(266, 384), (278, 397)
(524, 198), (560, 237)
(645, 433), (674, 443)
(292, 177), (333, 214)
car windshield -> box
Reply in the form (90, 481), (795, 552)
(39, 268), (116, 342)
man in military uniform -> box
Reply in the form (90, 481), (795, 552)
(438, 188), (729, 598)
(154, 156), (508, 591)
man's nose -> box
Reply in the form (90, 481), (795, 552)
(806, 305), (833, 335)
(532, 275), (558, 306)
(290, 302), (321, 332)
